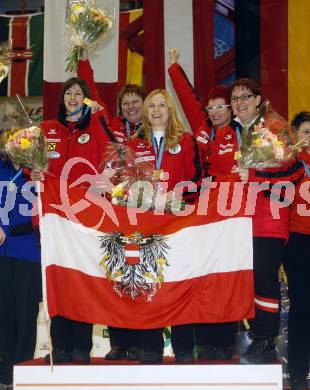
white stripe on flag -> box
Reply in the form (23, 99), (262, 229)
(42, 213), (253, 282)
(44, 0), (119, 82)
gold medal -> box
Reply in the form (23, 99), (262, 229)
(234, 151), (241, 160)
(153, 169), (163, 180)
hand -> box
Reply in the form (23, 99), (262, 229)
(231, 166), (249, 182)
(30, 169), (45, 181)
(80, 47), (88, 61)
(168, 49), (179, 66)
(90, 101), (104, 114)
(0, 227), (6, 245)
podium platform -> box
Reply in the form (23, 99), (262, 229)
(14, 358), (283, 390)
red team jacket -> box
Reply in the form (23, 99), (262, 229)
(168, 62), (304, 239)
(128, 132), (202, 201)
(41, 111), (112, 185)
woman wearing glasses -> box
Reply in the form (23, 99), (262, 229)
(229, 78), (303, 365)
(168, 49), (241, 361)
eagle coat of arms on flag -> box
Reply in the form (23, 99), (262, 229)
(99, 232), (170, 301)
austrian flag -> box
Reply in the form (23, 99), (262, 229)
(40, 177), (254, 329)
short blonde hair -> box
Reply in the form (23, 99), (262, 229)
(136, 89), (184, 149)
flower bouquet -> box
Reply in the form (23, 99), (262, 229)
(5, 126), (48, 170)
(239, 101), (294, 170)
(100, 142), (157, 208)
(65, 0), (114, 72)
(0, 43), (12, 84)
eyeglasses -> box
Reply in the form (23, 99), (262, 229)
(231, 94), (255, 103)
(205, 104), (230, 112)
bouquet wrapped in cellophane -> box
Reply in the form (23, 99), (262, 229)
(99, 142), (157, 208)
(0, 98), (48, 169)
(0, 43), (12, 84)
(239, 101), (294, 170)
(4, 126), (48, 170)
(65, 0), (114, 72)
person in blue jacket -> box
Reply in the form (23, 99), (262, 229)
(0, 157), (41, 389)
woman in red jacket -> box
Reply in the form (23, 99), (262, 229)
(168, 49), (242, 183)
(229, 78), (303, 365)
(129, 89), (202, 363)
(168, 49), (239, 360)
(33, 77), (111, 364)
(169, 49), (303, 364)
(285, 111), (310, 390)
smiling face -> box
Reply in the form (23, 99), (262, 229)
(296, 121), (310, 152)
(64, 84), (85, 116)
(120, 92), (144, 124)
(231, 86), (261, 126)
(146, 93), (170, 131)
(206, 97), (231, 128)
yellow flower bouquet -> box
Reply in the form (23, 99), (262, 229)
(5, 126), (48, 170)
(239, 101), (294, 169)
(65, 0), (114, 72)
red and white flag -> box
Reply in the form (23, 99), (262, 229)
(40, 177), (254, 328)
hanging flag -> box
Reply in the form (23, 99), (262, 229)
(0, 13), (43, 97)
(40, 176), (254, 328)
(235, 0), (310, 121)
(119, 8), (143, 87)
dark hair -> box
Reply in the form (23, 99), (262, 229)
(57, 77), (91, 128)
(117, 84), (147, 115)
(230, 78), (262, 101)
(207, 85), (230, 105)
(291, 111), (310, 132)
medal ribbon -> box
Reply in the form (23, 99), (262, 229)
(66, 104), (90, 120)
(302, 160), (310, 177)
(126, 121), (141, 140)
(9, 167), (22, 186)
(151, 131), (165, 170)
(125, 121), (131, 141)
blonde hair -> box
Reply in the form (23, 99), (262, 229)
(136, 89), (184, 149)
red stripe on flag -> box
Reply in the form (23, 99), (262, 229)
(42, 177), (249, 236)
(193, 0), (215, 103)
(10, 16), (29, 97)
(143, 0), (165, 92)
(260, 0), (288, 118)
(46, 264), (254, 327)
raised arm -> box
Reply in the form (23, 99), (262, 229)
(77, 49), (112, 124)
(168, 49), (210, 137)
